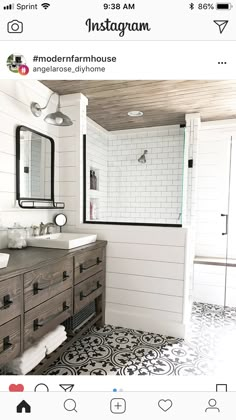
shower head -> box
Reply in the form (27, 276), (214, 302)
(138, 150), (148, 163)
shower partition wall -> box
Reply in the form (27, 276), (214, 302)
(226, 136), (236, 306)
(84, 122), (186, 226)
(194, 129), (236, 308)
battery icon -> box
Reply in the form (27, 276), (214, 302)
(216, 3), (233, 9)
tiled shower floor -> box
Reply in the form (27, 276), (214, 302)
(42, 302), (236, 375)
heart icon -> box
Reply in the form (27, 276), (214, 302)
(9, 384), (24, 392)
(158, 399), (173, 412)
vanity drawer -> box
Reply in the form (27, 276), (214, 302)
(74, 248), (105, 285)
(74, 270), (104, 313)
(24, 257), (73, 311)
(24, 289), (72, 349)
(0, 317), (21, 366)
(0, 276), (21, 326)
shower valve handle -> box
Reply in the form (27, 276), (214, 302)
(221, 213), (228, 235)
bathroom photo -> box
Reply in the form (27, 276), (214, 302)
(0, 79), (236, 375)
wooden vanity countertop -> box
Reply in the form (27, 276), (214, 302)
(0, 240), (107, 282)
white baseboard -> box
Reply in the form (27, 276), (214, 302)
(105, 306), (186, 339)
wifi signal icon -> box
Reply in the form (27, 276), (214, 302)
(41, 3), (50, 9)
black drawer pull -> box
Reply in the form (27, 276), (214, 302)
(33, 318), (43, 331)
(0, 336), (13, 354)
(33, 282), (44, 295)
(63, 301), (70, 311)
(80, 281), (102, 300)
(33, 302), (70, 331)
(79, 257), (102, 273)
(33, 273), (71, 295)
(0, 295), (13, 310)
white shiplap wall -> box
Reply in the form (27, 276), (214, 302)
(77, 224), (189, 338)
(58, 93), (88, 230)
(0, 80), (60, 248)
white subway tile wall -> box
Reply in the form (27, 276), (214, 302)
(107, 127), (184, 224)
(86, 123), (185, 224)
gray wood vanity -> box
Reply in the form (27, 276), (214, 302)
(0, 240), (107, 373)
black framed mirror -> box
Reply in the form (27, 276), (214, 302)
(16, 125), (64, 209)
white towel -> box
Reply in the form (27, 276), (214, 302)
(45, 333), (67, 351)
(40, 325), (66, 346)
(45, 330), (67, 343)
(43, 325), (65, 339)
(46, 336), (67, 355)
(6, 344), (46, 375)
(16, 340), (45, 363)
(6, 325), (67, 374)
(15, 357), (44, 375)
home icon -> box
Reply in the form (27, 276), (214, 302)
(16, 400), (31, 413)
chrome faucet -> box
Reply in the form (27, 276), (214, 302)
(39, 222), (55, 236)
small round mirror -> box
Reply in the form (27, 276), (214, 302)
(54, 214), (67, 231)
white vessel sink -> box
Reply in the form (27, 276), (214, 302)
(27, 233), (97, 250)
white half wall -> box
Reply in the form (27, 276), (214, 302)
(75, 223), (189, 338)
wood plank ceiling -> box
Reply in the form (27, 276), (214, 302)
(41, 80), (236, 131)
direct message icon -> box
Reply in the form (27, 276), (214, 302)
(60, 384), (74, 392)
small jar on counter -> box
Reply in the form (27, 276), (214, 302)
(8, 224), (28, 249)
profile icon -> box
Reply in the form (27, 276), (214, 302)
(205, 399), (220, 412)
(6, 54), (29, 75)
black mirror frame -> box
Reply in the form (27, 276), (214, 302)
(16, 125), (64, 209)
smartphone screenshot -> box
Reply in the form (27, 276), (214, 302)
(0, 0), (236, 418)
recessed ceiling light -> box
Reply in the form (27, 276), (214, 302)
(128, 111), (143, 117)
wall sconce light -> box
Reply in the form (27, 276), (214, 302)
(31, 92), (73, 126)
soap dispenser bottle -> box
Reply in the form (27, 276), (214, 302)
(90, 201), (93, 220)
(94, 171), (97, 190)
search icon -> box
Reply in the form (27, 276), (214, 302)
(64, 399), (77, 413)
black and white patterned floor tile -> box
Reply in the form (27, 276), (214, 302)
(43, 302), (236, 376)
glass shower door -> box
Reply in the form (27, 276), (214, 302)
(194, 132), (231, 307)
(225, 137), (236, 307)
